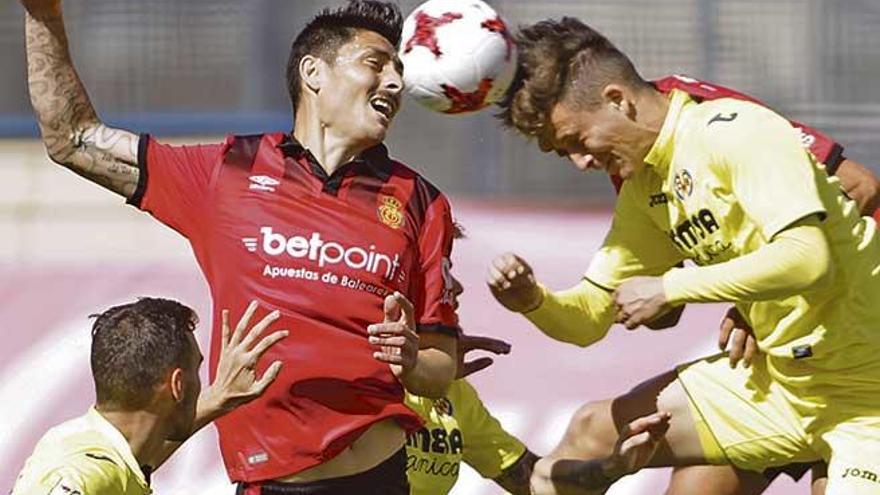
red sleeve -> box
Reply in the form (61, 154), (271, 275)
(413, 193), (459, 336)
(653, 75), (844, 170)
(128, 134), (225, 239)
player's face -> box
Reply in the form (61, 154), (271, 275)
(543, 99), (648, 179)
(317, 30), (404, 146)
(167, 334), (203, 442)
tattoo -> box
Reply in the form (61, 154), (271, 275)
(494, 450), (539, 495)
(25, 10), (140, 198)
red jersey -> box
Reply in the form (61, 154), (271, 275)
(608, 75), (845, 192)
(129, 132), (459, 482)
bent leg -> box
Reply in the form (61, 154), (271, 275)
(532, 370), (709, 495)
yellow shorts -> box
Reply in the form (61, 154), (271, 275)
(678, 353), (880, 494)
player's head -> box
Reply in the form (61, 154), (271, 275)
(287, 1), (404, 146)
(90, 298), (202, 442)
(497, 17), (654, 178)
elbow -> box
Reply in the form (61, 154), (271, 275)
(797, 237), (833, 292)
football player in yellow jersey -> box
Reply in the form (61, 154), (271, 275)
(405, 225), (675, 495)
(491, 16), (880, 495)
(12, 299), (287, 495)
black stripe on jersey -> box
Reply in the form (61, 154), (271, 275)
(405, 175), (443, 234)
(85, 452), (118, 465)
(223, 134), (263, 172)
(417, 323), (460, 337)
(127, 133), (151, 208)
(825, 146), (845, 176)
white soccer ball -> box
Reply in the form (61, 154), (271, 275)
(399, 0), (517, 114)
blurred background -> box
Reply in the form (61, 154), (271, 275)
(1, 1), (878, 494)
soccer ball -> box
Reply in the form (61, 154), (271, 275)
(399, 0), (517, 115)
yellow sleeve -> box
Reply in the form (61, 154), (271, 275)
(524, 280), (616, 347)
(663, 219), (831, 304)
(708, 101), (826, 240)
(585, 176), (685, 289)
(456, 380), (526, 480)
(17, 457), (124, 495)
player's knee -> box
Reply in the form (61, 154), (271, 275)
(555, 400), (615, 458)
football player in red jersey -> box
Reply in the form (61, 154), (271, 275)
(22, 1), (458, 494)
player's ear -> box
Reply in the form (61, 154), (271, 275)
(169, 368), (185, 403)
(300, 54), (325, 95)
(601, 84), (626, 113)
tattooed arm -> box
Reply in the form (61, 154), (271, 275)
(23, 0), (140, 198)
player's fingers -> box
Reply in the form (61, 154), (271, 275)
(461, 357), (494, 378)
(461, 335), (511, 355)
(728, 327), (748, 368)
(718, 315), (735, 351)
(368, 335), (407, 347)
(241, 310), (281, 349)
(742, 334), (758, 368)
(368, 322), (412, 336)
(383, 294), (401, 323)
(221, 309), (231, 348)
(247, 330), (288, 359)
(394, 292), (415, 328)
(232, 301), (259, 346)
(487, 266), (511, 290)
(373, 351), (404, 364)
(253, 360), (283, 394)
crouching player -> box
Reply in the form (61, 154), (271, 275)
(12, 300), (286, 495)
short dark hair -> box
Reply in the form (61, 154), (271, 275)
(497, 17), (649, 136)
(286, 1), (403, 115)
(90, 298), (198, 409)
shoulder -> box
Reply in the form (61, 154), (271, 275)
(386, 158), (449, 206)
(687, 98), (789, 142)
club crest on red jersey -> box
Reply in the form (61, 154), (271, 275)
(378, 195), (405, 229)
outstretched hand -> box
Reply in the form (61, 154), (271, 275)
(369, 292), (419, 379)
(456, 333), (511, 379)
(602, 411), (672, 478)
(205, 301), (287, 416)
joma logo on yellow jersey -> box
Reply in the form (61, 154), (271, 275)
(668, 208), (720, 251)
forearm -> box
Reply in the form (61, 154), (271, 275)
(25, 6), (139, 196)
(664, 221), (831, 304)
(26, 6), (97, 160)
(535, 457), (621, 495)
(493, 450), (540, 495)
(835, 159), (880, 215)
(402, 344), (456, 399)
(524, 280), (615, 347)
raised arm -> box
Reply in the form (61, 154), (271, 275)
(23, 0), (140, 197)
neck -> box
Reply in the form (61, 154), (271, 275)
(631, 87), (671, 161)
(96, 405), (168, 468)
(292, 107), (373, 176)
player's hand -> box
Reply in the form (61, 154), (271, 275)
(613, 276), (671, 330)
(601, 412), (671, 479)
(487, 253), (543, 313)
(456, 333), (511, 379)
(206, 301), (287, 416)
(369, 292), (419, 379)
(718, 307), (759, 368)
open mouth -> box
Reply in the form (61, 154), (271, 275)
(369, 96), (396, 121)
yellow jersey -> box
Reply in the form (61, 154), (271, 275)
(11, 408), (151, 495)
(585, 89), (880, 402)
(404, 379), (526, 495)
